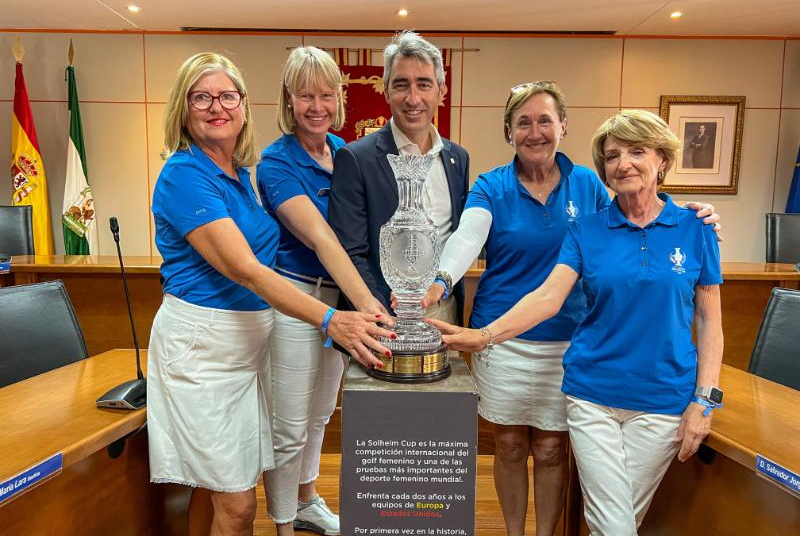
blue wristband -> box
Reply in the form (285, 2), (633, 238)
(691, 396), (722, 417)
(433, 278), (449, 300)
(321, 307), (336, 348)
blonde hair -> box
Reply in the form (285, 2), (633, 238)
(503, 80), (567, 143)
(278, 46), (346, 134)
(163, 52), (257, 167)
(591, 109), (682, 185)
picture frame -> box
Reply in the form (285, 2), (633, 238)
(659, 95), (746, 195)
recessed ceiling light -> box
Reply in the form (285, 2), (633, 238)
(670, 11), (682, 19)
(398, 9), (409, 17)
(127, 5), (141, 12)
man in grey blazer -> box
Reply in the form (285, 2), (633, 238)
(329, 31), (469, 323)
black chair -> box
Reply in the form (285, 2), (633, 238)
(748, 287), (800, 391)
(765, 213), (800, 264)
(0, 280), (88, 388)
(0, 205), (35, 255)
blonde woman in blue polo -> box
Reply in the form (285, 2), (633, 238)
(257, 46), (391, 536)
(429, 109), (724, 536)
(149, 52), (392, 536)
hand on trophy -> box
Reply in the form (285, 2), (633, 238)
(425, 318), (489, 353)
(421, 282), (445, 309)
(327, 311), (397, 367)
(354, 293), (394, 326)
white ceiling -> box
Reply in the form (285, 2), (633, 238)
(4, 0), (800, 36)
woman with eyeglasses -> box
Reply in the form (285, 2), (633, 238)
(424, 82), (719, 536)
(149, 52), (392, 536)
(256, 46), (392, 536)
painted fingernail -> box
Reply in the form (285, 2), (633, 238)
(385, 351), (392, 357)
(376, 362), (384, 368)
(390, 333), (397, 340)
(376, 314), (382, 319)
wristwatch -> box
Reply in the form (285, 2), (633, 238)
(694, 386), (724, 405)
(435, 270), (453, 300)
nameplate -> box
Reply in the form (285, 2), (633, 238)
(755, 455), (800, 495)
(0, 452), (63, 504)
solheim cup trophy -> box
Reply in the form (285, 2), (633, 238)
(368, 153), (450, 383)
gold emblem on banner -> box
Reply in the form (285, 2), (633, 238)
(343, 73), (385, 94)
(355, 116), (388, 138)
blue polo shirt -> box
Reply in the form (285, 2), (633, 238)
(152, 144), (279, 311)
(558, 194), (722, 414)
(466, 153), (610, 341)
(257, 133), (345, 281)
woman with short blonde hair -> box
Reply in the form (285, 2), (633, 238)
(258, 46), (390, 536)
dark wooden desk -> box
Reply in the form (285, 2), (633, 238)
(1, 255), (163, 355)
(0, 350), (189, 536)
(641, 365), (800, 535)
(465, 261), (800, 371)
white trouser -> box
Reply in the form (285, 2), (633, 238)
(263, 277), (346, 523)
(566, 396), (681, 536)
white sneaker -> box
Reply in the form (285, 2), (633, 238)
(294, 496), (340, 536)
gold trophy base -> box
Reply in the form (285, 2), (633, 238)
(366, 344), (451, 383)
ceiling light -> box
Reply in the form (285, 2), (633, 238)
(397, 9), (409, 17)
(127, 5), (141, 12)
(670, 11), (682, 19)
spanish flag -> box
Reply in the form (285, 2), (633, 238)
(11, 61), (54, 255)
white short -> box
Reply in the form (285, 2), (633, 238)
(147, 294), (275, 492)
(471, 338), (570, 431)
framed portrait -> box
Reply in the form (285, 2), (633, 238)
(659, 95), (745, 194)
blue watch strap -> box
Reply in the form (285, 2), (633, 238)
(433, 278), (449, 300)
(691, 396), (722, 417)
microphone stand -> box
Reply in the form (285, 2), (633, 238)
(96, 217), (147, 409)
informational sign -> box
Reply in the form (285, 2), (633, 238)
(0, 452), (62, 504)
(755, 455), (800, 495)
(341, 359), (478, 536)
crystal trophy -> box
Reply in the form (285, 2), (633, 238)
(368, 153), (450, 382)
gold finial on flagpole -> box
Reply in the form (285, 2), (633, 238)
(68, 39), (75, 66)
(13, 36), (24, 62)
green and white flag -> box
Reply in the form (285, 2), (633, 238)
(62, 64), (98, 254)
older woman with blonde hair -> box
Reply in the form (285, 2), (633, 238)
(430, 109), (724, 536)
(149, 52), (392, 536)
(257, 46), (391, 536)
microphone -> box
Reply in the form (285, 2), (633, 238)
(96, 216), (147, 410)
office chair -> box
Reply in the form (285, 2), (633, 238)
(0, 280), (88, 388)
(0, 205), (35, 255)
(765, 213), (800, 264)
(748, 287), (800, 391)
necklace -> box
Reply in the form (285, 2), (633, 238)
(521, 164), (558, 200)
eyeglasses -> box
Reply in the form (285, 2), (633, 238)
(188, 91), (244, 111)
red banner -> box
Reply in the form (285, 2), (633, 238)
(337, 48), (452, 142)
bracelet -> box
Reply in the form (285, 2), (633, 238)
(691, 396), (722, 417)
(321, 307), (336, 348)
(435, 270), (453, 300)
(478, 326), (495, 353)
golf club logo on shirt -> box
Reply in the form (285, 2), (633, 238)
(669, 247), (687, 274)
(565, 200), (579, 221)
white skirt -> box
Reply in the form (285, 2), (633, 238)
(472, 338), (570, 431)
(147, 294), (275, 492)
